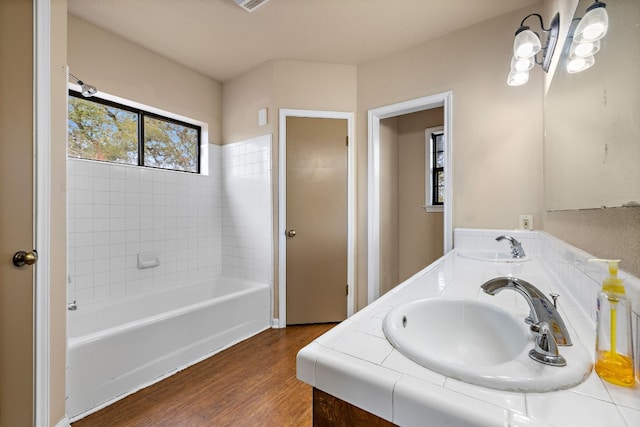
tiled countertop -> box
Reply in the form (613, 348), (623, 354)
(297, 229), (640, 427)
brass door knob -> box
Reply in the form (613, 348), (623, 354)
(12, 250), (38, 267)
(286, 229), (297, 238)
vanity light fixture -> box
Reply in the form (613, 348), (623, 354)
(68, 72), (97, 97)
(566, 0), (608, 74)
(507, 13), (560, 86)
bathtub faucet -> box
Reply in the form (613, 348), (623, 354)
(495, 235), (526, 258)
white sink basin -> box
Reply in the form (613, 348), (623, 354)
(383, 298), (592, 392)
(457, 250), (531, 262)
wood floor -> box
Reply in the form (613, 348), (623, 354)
(72, 323), (335, 427)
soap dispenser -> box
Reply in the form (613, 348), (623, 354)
(591, 259), (635, 387)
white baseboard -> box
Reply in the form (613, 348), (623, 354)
(55, 416), (71, 427)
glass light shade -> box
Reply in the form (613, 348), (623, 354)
(507, 70), (529, 86)
(570, 39), (600, 57)
(511, 56), (535, 72)
(513, 29), (541, 59)
(567, 55), (595, 73)
(574, 6), (608, 43)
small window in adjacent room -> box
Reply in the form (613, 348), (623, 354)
(68, 91), (201, 173)
(424, 126), (445, 212)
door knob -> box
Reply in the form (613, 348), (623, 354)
(12, 250), (38, 267)
(286, 229), (297, 238)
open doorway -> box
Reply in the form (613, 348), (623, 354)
(367, 92), (453, 303)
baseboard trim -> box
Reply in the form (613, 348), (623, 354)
(54, 415), (71, 427)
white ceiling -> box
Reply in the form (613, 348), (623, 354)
(67, 0), (539, 82)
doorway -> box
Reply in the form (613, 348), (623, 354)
(278, 110), (355, 327)
(368, 92), (453, 303)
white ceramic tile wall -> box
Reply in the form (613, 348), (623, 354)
(67, 148), (223, 304)
(221, 135), (273, 285)
(68, 135), (274, 306)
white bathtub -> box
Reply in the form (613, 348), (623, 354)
(67, 277), (271, 420)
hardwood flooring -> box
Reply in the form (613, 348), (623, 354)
(72, 323), (335, 427)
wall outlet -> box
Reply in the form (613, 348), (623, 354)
(519, 215), (533, 230)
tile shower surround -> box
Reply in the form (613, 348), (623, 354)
(67, 136), (273, 305)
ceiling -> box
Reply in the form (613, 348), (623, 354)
(67, 0), (539, 83)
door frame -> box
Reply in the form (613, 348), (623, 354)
(277, 109), (355, 328)
(34, 0), (52, 424)
(367, 92), (453, 304)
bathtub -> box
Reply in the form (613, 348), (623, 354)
(66, 277), (271, 420)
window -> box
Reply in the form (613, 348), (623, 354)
(68, 91), (201, 173)
(425, 126), (445, 211)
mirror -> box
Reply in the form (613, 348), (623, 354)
(544, 0), (640, 211)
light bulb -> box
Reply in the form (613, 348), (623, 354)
(574, 4), (608, 43)
(513, 29), (541, 59)
(583, 23), (606, 40)
(567, 55), (595, 73)
(507, 70), (529, 86)
(511, 56), (534, 72)
(570, 40), (600, 58)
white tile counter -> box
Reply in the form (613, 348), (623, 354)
(297, 229), (640, 427)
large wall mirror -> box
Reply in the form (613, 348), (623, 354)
(544, 0), (640, 211)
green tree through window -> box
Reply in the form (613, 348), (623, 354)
(144, 116), (199, 172)
(67, 91), (200, 173)
(68, 97), (138, 165)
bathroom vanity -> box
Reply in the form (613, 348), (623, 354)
(297, 229), (640, 426)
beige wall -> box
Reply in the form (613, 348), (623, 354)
(222, 59), (357, 317)
(222, 61), (275, 143)
(67, 15), (222, 144)
(379, 117), (400, 295)
(378, 109), (445, 295)
(398, 109), (444, 282)
(356, 4), (545, 309)
(222, 58), (357, 144)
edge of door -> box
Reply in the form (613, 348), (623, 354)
(277, 109), (355, 328)
(367, 91), (454, 304)
(34, 0), (53, 425)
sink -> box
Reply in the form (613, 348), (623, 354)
(383, 297), (592, 392)
(457, 250), (531, 262)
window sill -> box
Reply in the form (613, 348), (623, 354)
(423, 205), (444, 213)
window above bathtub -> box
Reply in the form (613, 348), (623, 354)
(68, 90), (204, 174)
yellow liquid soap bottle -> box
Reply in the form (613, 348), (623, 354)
(590, 259), (635, 387)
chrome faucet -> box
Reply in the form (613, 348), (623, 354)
(496, 235), (526, 258)
(481, 277), (571, 367)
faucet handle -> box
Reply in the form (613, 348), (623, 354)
(529, 322), (567, 367)
(549, 293), (559, 308)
